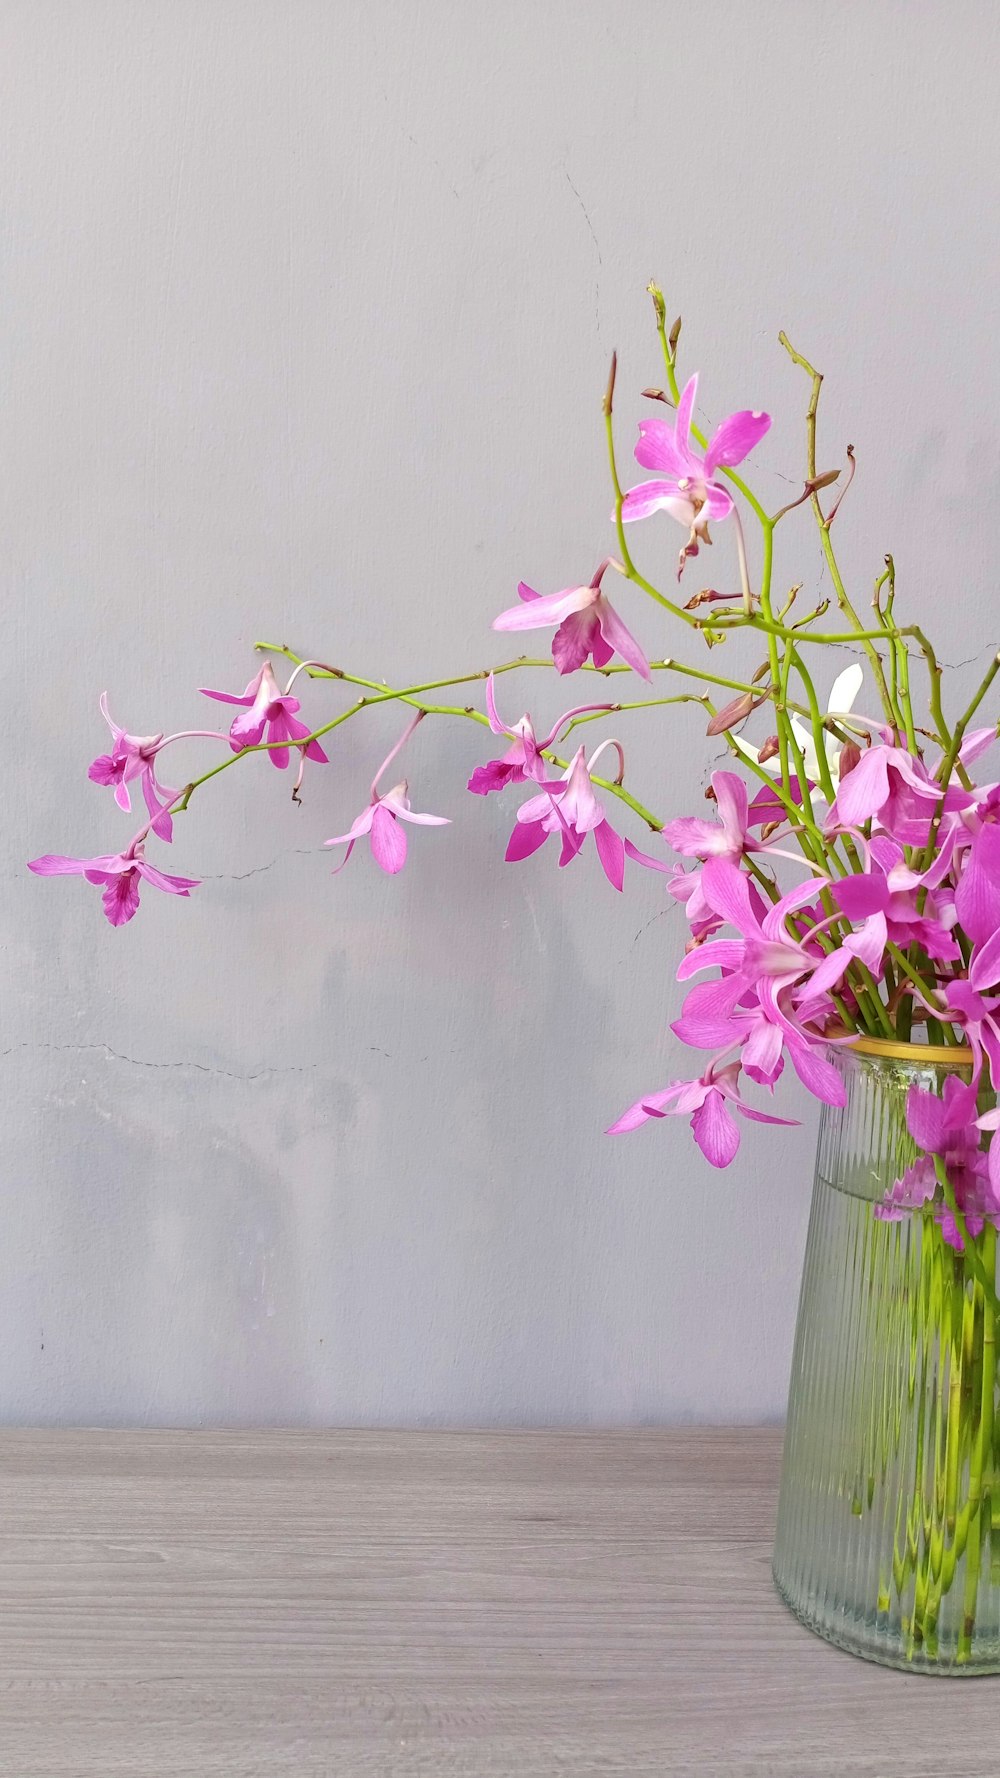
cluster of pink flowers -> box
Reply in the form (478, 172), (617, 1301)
(29, 319), (1000, 1248)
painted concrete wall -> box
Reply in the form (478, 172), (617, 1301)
(4, 0), (999, 1422)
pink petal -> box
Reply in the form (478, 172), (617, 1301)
(971, 928), (1000, 993)
(593, 819), (625, 891)
(516, 581), (541, 602)
(199, 670), (262, 708)
(700, 857), (760, 939)
(691, 1088), (741, 1167)
(485, 673), (506, 736)
(493, 585), (594, 633)
(594, 595), (651, 682)
(369, 804), (407, 874)
(674, 374), (698, 456)
(135, 860), (200, 895)
(505, 819), (549, 863)
(552, 608), (599, 675)
(704, 409), (771, 478)
(787, 1041), (847, 1107)
(956, 826), (1000, 948)
(27, 854), (91, 876)
(620, 480), (696, 525)
(831, 747), (890, 827)
(712, 772), (749, 848)
(325, 805), (377, 847)
(606, 1082), (686, 1134)
(101, 871), (141, 926)
(393, 807), (450, 827)
(634, 418), (692, 477)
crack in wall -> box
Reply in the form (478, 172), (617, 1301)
(0, 1041), (321, 1082)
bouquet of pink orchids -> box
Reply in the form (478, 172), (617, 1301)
(28, 286), (1000, 1254)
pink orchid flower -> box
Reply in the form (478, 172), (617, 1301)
(505, 743), (626, 890)
(662, 771), (753, 863)
(671, 857), (850, 1105)
(325, 712), (449, 876)
(620, 374), (769, 573)
(827, 741), (973, 844)
(831, 836), (959, 963)
(492, 566), (651, 681)
(467, 676), (614, 797)
(607, 1059), (797, 1168)
(877, 1078), (1000, 1251)
(87, 694), (183, 841)
(200, 662), (329, 770)
(28, 842), (199, 927)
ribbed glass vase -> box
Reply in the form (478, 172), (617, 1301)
(773, 1040), (1000, 1673)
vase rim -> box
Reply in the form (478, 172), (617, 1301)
(845, 1031), (974, 1066)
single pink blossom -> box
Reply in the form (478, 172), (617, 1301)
(620, 374), (769, 571)
(831, 836), (959, 964)
(467, 676), (614, 797)
(27, 844), (199, 927)
(662, 771), (752, 863)
(88, 694), (181, 841)
(827, 741), (972, 844)
(200, 662), (329, 770)
(607, 1059), (797, 1168)
(505, 744), (625, 889)
(325, 782), (449, 876)
(325, 711), (449, 876)
(492, 570), (651, 681)
(942, 931), (1000, 1089)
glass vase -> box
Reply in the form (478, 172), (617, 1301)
(773, 1038), (1000, 1673)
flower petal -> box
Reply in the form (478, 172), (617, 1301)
(493, 586), (594, 633)
(369, 804), (407, 874)
(594, 594), (651, 681)
(704, 409), (770, 477)
(593, 819), (625, 891)
(691, 1088), (741, 1167)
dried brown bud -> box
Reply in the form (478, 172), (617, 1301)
(668, 315), (682, 355)
(807, 468), (841, 493)
(684, 587), (743, 611)
(641, 386), (671, 404)
(838, 741), (862, 780)
(760, 820), (782, 842)
(758, 734), (781, 763)
(751, 660), (772, 685)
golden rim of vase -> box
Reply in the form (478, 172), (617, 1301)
(845, 1032), (974, 1066)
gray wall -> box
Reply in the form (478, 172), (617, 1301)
(4, 0), (999, 1424)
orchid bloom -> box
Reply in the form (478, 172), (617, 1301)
(467, 676), (614, 796)
(88, 694), (181, 841)
(492, 567), (651, 681)
(735, 665), (865, 792)
(325, 712), (449, 876)
(505, 743), (626, 889)
(831, 836), (959, 964)
(877, 1078), (1000, 1251)
(620, 374), (769, 574)
(662, 771), (753, 863)
(27, 843), (199, 927)
(200, 662), (329, 770)
(827, 739), (973, 843)
(607, 1059), (797, 1168)
(670, 856), (853, 1105)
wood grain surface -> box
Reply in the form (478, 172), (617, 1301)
(0, 1427), (995, 1776)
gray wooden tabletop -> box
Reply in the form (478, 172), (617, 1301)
(0, 1427), (995, 1776)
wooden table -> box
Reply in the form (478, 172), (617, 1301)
(0, 1428), (995, 1775)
